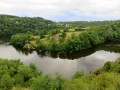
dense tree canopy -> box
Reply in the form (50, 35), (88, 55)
(10, 21), (120, 51)
(60, 20), (117, 28)
(0, 14), (62, 37)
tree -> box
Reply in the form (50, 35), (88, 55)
(10, 34), (31, 47)
(0, 74), (14, 90)
(60, 32), (66, 38)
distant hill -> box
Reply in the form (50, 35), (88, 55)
(60, 20), (120, 28)
(0, 14), (120, 37)
(0, 14), (59, 37)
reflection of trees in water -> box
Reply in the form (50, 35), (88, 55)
(0, 38), (10, 44)
(96, 44), (120, 53)
(37, 43), (120, 60)
(37, 51), (58, 58)
(0, 38), (10, 42)
(13, 43), (120, 59)
(37, 48), (97, 59)
(13, 46), (33, 55)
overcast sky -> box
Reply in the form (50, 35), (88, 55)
(0, 0), (120, 21)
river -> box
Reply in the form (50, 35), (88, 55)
(0, 40), (120, 78)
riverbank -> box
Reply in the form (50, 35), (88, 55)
(0, 41), (120, 78)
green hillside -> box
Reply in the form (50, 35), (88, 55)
(0, 14), (61, 37)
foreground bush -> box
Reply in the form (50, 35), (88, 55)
(0, 58), (65, 90)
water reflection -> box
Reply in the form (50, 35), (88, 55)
(13, 46), (33, 55)
(37, 44), (120, 59)
(0, 41), (120, 78)
(37, 50), (96, 59)
(6, 42), (120, 60)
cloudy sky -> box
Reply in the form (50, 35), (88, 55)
(0, 0), (120, 21)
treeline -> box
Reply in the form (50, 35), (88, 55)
(10, 21), (120, 51)
(0, 14), (61, 37)
(60, 20), (117, 28)
(62, 23), (120, 51)
(0, 58), (120, 90)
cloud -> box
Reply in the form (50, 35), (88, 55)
(0, 0), (120, 21)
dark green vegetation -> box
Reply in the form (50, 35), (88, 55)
(10, 19), (120, 51)
(0, 14), (120, 51)
(0, 58), (120, 90)
(0, 58), (65, 90)
(60, 21), (115, 28)
(0, 14), (61, 37)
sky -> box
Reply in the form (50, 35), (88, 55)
(0, 0), (120, 21)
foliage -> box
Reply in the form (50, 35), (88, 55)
(0, 58), (66, 90)
(0, 14), (61, 37)
(1, 14), (120, 90)
(60, 20), (115, 28)
(10, 33), (32, 47)
(72, 70), (84, 78)
(62, 58), (120, 90)
(0, 58), (120, 90)
(10, 20), (120, 52)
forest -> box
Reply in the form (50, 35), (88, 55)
(0, 15), (120, 52)
(8, 15), (120, 52)
(0, 14), (62, 37)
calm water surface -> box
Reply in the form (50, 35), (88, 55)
(0, 40), (120, 78)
